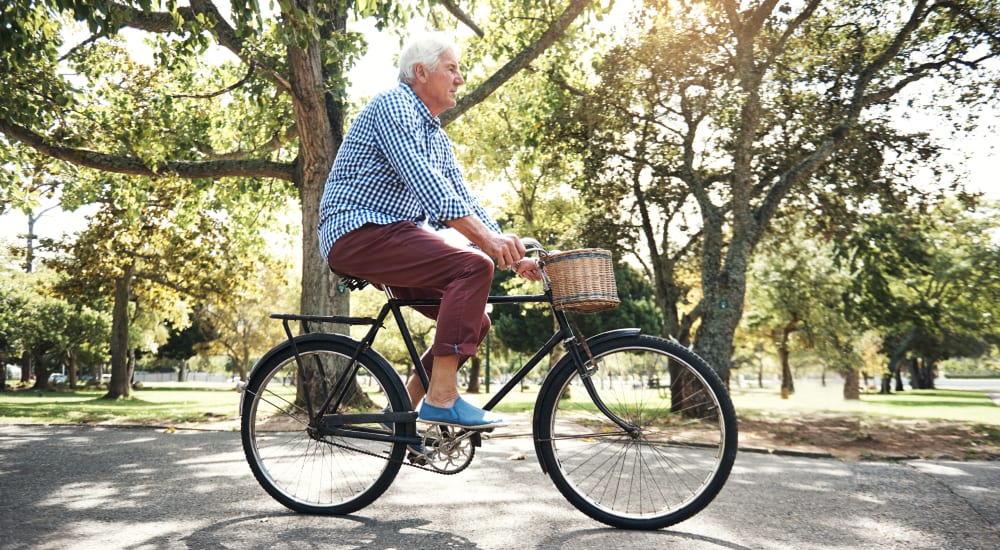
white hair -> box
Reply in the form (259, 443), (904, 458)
(397, 33), (459, 83)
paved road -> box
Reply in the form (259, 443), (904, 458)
(1, 424), (997, 550)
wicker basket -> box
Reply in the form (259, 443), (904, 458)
(542, 248), (620, 313)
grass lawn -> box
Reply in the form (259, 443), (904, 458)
(0, 382), (241, 426)
(1, 377), (997, 429)
(730, 379), (1000, 425)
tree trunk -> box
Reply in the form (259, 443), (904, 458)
(691, 188), (751, 388)
(467, 355), (482, 393)
(894, 363), (906, 392)
(922, 360), (936, 389)
(68, 349), (78, 389)
(880, 374), (892, 395)
(693, 278), (744, 387)
(239, 347), (250, 382)
(297, 353), (371, 411)
(843, 369), (860, 400)
(884, 332), (915, 394)
(778, 320), (797, 397)
(669, 359), (714, 418)
(127, 348), (136, 388)
(31, 350), (47, 390)
(910, 357), (925, 389)
(910, 358), (936, 389)
(20, 351), (30, 383)
(106, 262), (136, 399)
(287, 7), (344, 321)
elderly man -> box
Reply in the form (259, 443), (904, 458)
(318, 33), (540, 428)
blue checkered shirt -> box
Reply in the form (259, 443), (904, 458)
(318, 83), (502, 261)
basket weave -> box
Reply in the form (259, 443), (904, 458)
(542, 248), (620, 313)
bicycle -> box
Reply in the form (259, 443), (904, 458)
(239, 241), (738, 530)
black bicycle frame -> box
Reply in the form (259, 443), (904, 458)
(274, 289), (637, 444)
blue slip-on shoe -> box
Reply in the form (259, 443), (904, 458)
(418, 397), (507, 429)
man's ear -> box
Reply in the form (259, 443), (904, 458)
(413, 63), (426, 82)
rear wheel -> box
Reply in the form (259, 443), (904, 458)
(534, 335), (737, 529)
(240, 337), (410, 514)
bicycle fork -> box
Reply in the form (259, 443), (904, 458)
(563, 337), (642, 438)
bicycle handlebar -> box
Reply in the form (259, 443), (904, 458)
(520, 237), (546, 257)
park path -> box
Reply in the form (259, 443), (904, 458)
(0, 424), (997, 549)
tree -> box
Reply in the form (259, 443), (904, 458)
(50, 171), (265, 398)
(196, 252), (299, 382)
(0, 260), (29, 391)
(0, 266), (111, 390)
(742, 227), (835, 398)
(838, 200), (1000, 393)
(157, 316), (210, 381)
(1, 0), (596, 340)
(59, 304), (112, 388)
(557, 0), (999, 384)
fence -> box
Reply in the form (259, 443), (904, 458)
(133, 371), (234, 383)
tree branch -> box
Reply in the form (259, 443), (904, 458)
(171, 60), (257, 99)
(440, 0), (590, 126)
(437, 0), (485, 37)
(194, 124), (299, 160)
(0, 119), (295, 181)
(106, 0), (293, 92)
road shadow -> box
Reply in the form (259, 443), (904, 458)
(182, 513), (476, 549)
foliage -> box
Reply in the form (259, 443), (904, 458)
(0, 264), (111, 388)
(0, 0), (599, 402)
(0, 0), (597, 336)
(554, 0), (1000, 382)
(42, 168), (277, 397)
(742, 197), (1000, 398)
(195, 250), (300, 381)
(836, 199), (1000, 387)
(157, 317), (210, 363)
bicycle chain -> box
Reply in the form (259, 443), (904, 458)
(315, 428), (506, 475)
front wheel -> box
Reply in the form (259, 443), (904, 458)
(240, 336), (410, 515)
(534, 334), (737, 530)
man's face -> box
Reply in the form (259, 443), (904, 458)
(413, 49), (464, 117)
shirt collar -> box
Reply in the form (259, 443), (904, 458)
(399, 82), (441, 129)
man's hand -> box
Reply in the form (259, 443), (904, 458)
(513, 258), (543, 281)
(447, 216), (526, 269)
(491, 233), (526, 270)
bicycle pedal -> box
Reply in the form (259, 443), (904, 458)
(407, 450), (429, 466)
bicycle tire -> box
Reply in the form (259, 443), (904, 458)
(534, 334), (737, 530)
(240, 335), (411, 515)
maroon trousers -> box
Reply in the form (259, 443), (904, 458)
(327, 222), (493, 375)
